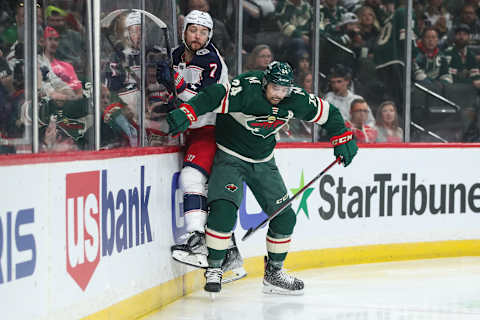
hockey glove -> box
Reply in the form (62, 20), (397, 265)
(156, 61), (174, 91)
(330, 130), (358, 167)
(167, 103), (198, 135)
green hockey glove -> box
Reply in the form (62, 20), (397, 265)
(166, 103), (198, 135)
(330, 130), (358, 167)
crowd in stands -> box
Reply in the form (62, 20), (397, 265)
(0, 0), (479, 154)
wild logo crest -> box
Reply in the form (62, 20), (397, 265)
(246, 115), (288, 138)
(225, 183), (238, 192)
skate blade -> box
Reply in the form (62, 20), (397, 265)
(262, 283), (304, 296)
(222, 267), (247, 284)
(172, 250), (208, 268)
(209, 292), (217, 301)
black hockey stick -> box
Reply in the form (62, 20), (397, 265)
(100, 9), (176, 98)
(241, 157), (341, 241)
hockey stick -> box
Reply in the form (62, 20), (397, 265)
(100, 9), (176, 99)
(241, 157), (341, 241)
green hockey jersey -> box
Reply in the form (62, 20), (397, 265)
(184, 71), (346, 162)
(374, 7), (416, 68)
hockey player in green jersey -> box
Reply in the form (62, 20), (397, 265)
(166, 61), (358, 295)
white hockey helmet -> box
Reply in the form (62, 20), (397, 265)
(182, 10), (214, 50)
(125, 11), (141, 28)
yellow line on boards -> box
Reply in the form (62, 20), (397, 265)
(83, 240), (480, 320)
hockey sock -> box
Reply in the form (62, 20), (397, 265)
(266, 229), (291, 267)
(183, 193), (207, 233)
(266, 206), (297, 267)
(206, 200), (238, 267)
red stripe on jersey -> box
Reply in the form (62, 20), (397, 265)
(221, 95), (228, 113)
(313, 98), (324, 123)
(267, 238), (291, 244)
(206, 230), (230, 240)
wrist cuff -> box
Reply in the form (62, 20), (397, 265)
(330, 131), (353, 146)
(179, 103), (198, 124)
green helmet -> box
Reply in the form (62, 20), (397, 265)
(264, 61), (294, 87)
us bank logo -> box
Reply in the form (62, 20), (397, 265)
(65, 166), (153, 291)
(171, 170), (310, 242)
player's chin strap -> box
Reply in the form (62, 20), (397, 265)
(241, 157), (342, 241)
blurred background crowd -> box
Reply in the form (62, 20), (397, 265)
(0, 0), (479, 154)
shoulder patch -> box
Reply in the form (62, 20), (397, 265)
(196, 48), (210, 56)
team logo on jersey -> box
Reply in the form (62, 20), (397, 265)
(225, 184), (238, 192)
(246, 115), (288, 138)
(177, 66), (203, 87)
(196, 48), (210, 55)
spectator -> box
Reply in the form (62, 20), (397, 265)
(245, 44), (273, 71)
(0, 1), (43, 54)
(374, 100), (403, 142)
(324, 64), (375, 125)
(296, 50), (311, 75)
(424, 0), (453, 39)
(414, 27), (453, 85)
(357, 5), (380, 58)
(320, 12), (364, 73)
(414, 1), (429, 39)
(38, 26), (82, 99)
(46, 5), (85, 79)
(445, 24), (480, 88)
(345, 98), (378, 143)
(352, 0), (390, 26)
(297, 71), (313, 93)
(38, 27), (82, 101)
(374, 4), (414, 109)
(319, 0), (348, 32)
(40, 114), (80, 152)
(274, 0), (312, 60)
(448, 4), (480, 61)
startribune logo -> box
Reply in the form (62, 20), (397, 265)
(290, 170), (314, 219)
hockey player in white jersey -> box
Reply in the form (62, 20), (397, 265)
(106, 12), (142, 118)
(162, 10), (246, 283)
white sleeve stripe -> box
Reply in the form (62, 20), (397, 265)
(312, 97), (324, 122)
(310, 98), (330, 125)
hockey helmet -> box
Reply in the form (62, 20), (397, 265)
(182, 10), (214, 49)
(125, 11), (141, 28)
(264, 61), (294, 87)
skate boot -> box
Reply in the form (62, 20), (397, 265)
(171, 231), (208, 268)
(263, 257), (304, 295)
(221, 235), (247, 283)
(204, 267), (223, 299)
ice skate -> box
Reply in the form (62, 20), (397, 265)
(204, 267), (223, 299)
(263, 257), (304, 295)
(171, 231), (208, 268)
(221, 235), (247, 283)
